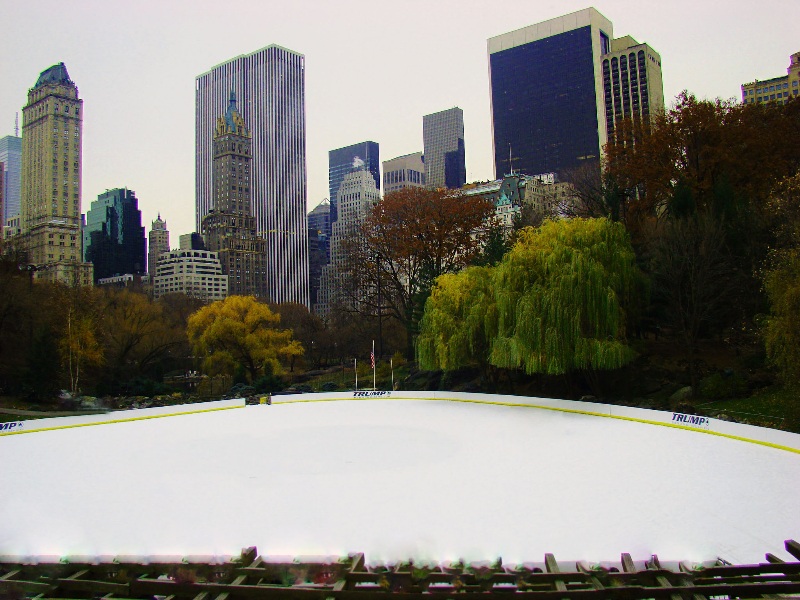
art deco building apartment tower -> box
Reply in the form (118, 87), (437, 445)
(196, 45), (309, 306)
(202, 92), (268, 298)
(20, 63), (92, 286)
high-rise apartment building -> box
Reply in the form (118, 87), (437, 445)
(423, 108), (466, 190)
(196, 45), (308, 306)
(328, 141), (379, 223)
(20, 62), (92, 286)
(315, 167), (380, 317)
(741, 52), (800, 105)
(202, 92), (268, 298)
(153, 249), (228, 301)
(0, 136), (22, 223)
(83, 187), (146, 283)
(148, 214), (169, 278)
(488, 9), (664, 178)
(601, 37), (663, 144)
(383, 152), (425, 194)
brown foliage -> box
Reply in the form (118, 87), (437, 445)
(605, 92), (800, 231)
(340, 187), (495, 346)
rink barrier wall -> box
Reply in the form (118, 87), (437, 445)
(272, 390), (800, 454)
(0, 399), (244, 437)
(3, 391), (799, 454)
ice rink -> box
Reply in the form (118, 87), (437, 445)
(2, 393), (799, 565)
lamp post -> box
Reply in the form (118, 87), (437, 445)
(374, 252), (383, 360)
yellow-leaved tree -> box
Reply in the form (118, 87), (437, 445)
(60, 308), (105, 396)
(187, 296), (303, 382)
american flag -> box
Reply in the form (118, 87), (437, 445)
(370, 349), (375, 369)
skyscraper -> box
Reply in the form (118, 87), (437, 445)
(423, 108), (466, 190)
(0, 162), (4, 230)
(202, 92), (268, 298)
(328, 141), (379, 223)
(20, 62), (92, 286)
(307, 199), (331, 308)
(383, 152), (425, 194)
(600, 37), (664, 145)
(315, 167), (380, 317)
(0, 135), (22, 224)
(488, 9), (611, 178)
(83, 188), (146, 283)
(196, 45), (308, 305)
(148, 214), (169, 278)
(488, 9), (664, 179)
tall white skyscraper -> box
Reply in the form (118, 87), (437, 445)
(195, 45), (309, 306)
(315, 166), (380, 317)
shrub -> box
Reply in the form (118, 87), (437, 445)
(321, 381), (338, 391)
(121, 377), (174, 397)
(701, 372), (748, 400)
(253, 374), (285, 394)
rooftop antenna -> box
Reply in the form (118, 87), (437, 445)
(14, 113), (19, 137)
(508, 143), (514, 176)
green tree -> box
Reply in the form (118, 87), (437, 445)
(762, 173), (800, 386)
(763, 250), (800, 386)
(417, 266), (495, 373)
(187, 296), (302, 382)
(490, 219), (645, 379)
(417, 219), (646, 390)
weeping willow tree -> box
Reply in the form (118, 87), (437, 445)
(490, 218), (645, 377)
(417, 218), (646, 386)
(417, 266), (495, 371)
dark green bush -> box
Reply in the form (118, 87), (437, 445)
(121, 377), (175, 397)
(253, 374), (285, 394)
(701, 372), (748, 400)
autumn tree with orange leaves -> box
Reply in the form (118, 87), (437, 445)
(339, 187), (495, 353)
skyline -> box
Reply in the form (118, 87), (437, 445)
(1, 0), (796, 241)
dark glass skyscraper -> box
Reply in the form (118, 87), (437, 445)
(328, 141), (379, 223)
(488, 8), (614, 178)
(83, 188), (146, 282)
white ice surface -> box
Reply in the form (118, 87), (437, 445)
(2, 396), (799, 564)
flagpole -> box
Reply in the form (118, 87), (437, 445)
(354, 358), (357, 390)
(372, 340), (376, 390)
(391, 357), (394, 391)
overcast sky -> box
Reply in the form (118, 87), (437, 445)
(1, 0), (796, 240)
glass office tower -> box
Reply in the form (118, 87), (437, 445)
(488, 8), (613, 178)
(83, 188), (146, 283)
